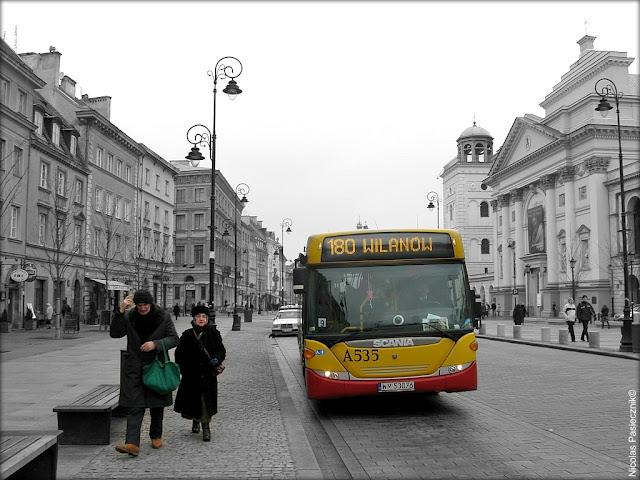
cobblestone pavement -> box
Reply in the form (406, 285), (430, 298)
(1, 312), (318, 480)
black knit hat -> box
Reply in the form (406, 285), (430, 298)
(133, 289), (154, 305)
(191, 304), (210, 317)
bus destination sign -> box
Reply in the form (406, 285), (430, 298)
(321, 232), (454, 262)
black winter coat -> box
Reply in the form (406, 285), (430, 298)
(110, 305), (178, 408)
(173, 324), (226, 419)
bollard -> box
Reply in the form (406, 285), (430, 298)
(588, 331), (600, 348)
(497, 324), (505, 337)
(479, 324), (487, 335)
(513, 325), (522, 339)
(559, 330), (569, 345)
(541, 327), (551, 342)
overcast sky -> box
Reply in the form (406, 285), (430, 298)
(2, 1), (638, 261)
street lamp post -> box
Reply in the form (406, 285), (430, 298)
(569, 257), (577, 302)
(508, 239), (517, 310)
(608, 263), (615, 317)
(185, 56), (243, 327)
(524, 264), (531, 315)
(278, 218), (292, 307)
(595, 77), (633, 352)
(426, 191), (440, 228)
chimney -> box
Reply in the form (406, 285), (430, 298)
(577, 35), (596, 57)
(19, 49), (62, 87)
(82, 95), (112, 120)
(60, 75), (76, 98)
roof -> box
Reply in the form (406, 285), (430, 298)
(457, 122), (493, 141)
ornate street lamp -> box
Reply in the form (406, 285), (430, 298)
(507, 239), (517, 309)
(278, 218), (292, 306)
(185, 56), (243, 326)
(569, 257), (577, 303)
(426, 191), (440, 228)
(595, 77), (632, 351)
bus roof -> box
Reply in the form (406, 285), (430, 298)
(305, 229), (466, 265)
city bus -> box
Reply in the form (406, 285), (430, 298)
(293, 229), (479, 400)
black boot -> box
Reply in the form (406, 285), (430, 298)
(192, 420), (200, 433)
(202, 423), (211, 442)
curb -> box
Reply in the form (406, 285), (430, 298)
(476, 333), (639, 360)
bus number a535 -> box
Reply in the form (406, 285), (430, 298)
(343, 349), (379, 362)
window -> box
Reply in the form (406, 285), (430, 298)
(511, 210), (515, 222)
(194, 213), (204, 230)
(116, 159), (122, 177)
(0, 78), (8, 104)
(34, 111), (44, 135)
(481, 239), (490, 254)
(154, 238), (160, 259)
(464, 144), (472, 162)
(40, 162), (49, 189)
(164, 209), (169, 226)
(499, 216), (502, 227)
(105, 192), (113, 215)
(498, 246), (503, 279)
(107, 153), (114, 173)
(115, 234), (122, 253)
(95, 188), (103, 212)
(449, 204), (453, 221)
(175, 214), (185, 230)
(145, 168), (150, 185)
(52, 123), (60, 146)
(200, 285), (207, 300)
(176, 189), (185, 203)
(38, 213), (47, 246)
(558, 193), (565, 207)
(165, 180), (169, 196)
(94, 228), (101, 255)
(578, 185), (587, 201)
(480, 201), (489, 218)
(581, 238), (590, 267)
(74, 224), (82, 252)
(17, 89), (27, 114)
(124, 200), (131, 222)
(155, 174), (160, 191)
(56, 170), (66, 196)
(475, 143), (485, 162)
(175, 245), (185, 264)
(10, 206), (19, 238)
(56, 217), (65, 250)
(96, 147), (103, 168)
(115, 197), (122, 219)
(174, 286), (181, 301)
(74, 179), (83, 204)
(194, 245), (204, 264)
(144, 201), (150, 220)
(154, 205), (160, 224)
(70, 135), (77, 156)
(125, 165), (131, 183)
(143, 235), (150, 258)
(558, 231), (567, 273)
(13, 147), (23, 177)
(194, 188), (204, 202)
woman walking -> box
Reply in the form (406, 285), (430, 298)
(174, 304), (226, 441)
(110, 289), (178, 456)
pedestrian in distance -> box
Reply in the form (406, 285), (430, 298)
(562, 297), (577, 342)
(576, 295), (596, 341)
(491, 302), (496, 317)
(512, 304), (525, 325)
(600, 304), (610, 329)
(173, 303), (180, 322)
(497, 303), (501, 317)
(45, 303), (53, 329)
(174, 304), (226, 442)
(552, 303), (558, 317)
(110, 289), (178, 457)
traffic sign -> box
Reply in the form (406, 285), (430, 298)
(512, 288), (519, 295)
(24, 263), (37, 281)
(9, 269), (29, 283)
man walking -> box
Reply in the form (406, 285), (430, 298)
(576, 295), (596, 342)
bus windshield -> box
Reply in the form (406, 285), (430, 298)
(305, 263), (473, 338)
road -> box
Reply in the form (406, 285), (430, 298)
(273, 334), (636, 479)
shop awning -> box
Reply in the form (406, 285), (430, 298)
(87, 277), (131, 291)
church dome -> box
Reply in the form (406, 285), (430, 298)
(457, 122), (492, 141)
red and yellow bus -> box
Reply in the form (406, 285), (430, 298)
(293, 229), (478, 400)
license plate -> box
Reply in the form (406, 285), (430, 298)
(377, 381), (415, 393)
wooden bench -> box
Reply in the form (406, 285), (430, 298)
(0, 430), (62, 480)
(52, 384), (125, 445)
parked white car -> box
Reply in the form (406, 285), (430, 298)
(271, 305), (302, 336)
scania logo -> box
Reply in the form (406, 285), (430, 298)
(372, 338), (414, 348)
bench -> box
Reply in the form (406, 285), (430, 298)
(0, 430), (62, 480)
(52, 384), (125, 445)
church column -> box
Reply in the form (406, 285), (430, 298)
(560, 167), (577, 273)
(491, 200), (499, 287)
(541, 174), (559, 285)
(499, 194), (512, 291)
(585, 157), (611, 284)
(512, 189), (524, 287)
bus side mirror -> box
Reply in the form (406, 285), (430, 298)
(293, 267), (306, 294)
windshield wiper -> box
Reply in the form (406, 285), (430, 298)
(337, 321), (457, 342)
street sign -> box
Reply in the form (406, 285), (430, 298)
(9, 269), (29, 283)
(512, 288), (519, 295)
(24, 263), (37, 281)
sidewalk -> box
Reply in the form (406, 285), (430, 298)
(1, 311), (321, 479)
(477, 315), (639, 360)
